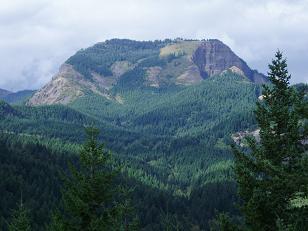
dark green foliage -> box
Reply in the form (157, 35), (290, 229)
(115, 67), (147, 90)
(0, 103), (120, 143)
(232, 51), (308, 230)
(1, 44), (307, 230)
(50, 127), (136, 230)
(293, 83), (308, 95)
(8, 203), (31, 231)
(0, 133), (76, 230)
(0, 100), (20, 117)
(71, 73), (260, 190)
(0, 71), (265, 230)
(67, 39), (168, 80)
(210, 213), (240, 231)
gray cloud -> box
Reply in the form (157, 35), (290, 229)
(0, 0), (307, 91)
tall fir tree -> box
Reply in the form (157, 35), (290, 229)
(8, 202), (31, 231)
(49, 127), (137, 231)
(232, 51), (308, 230)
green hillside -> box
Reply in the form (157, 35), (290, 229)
(0, 38), (276, 230)
(67, 39), (169, 79)
(0, 70), (263, 230)
(70, 72), (260, 185)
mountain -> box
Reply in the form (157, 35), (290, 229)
(0, 100), (19, 117)
(28, 39), (267, 106)
(1, 90), (35, 105)
(0, 39), (269, 230)
(0, 88), (11, 98)
(1, 73), (260, 229)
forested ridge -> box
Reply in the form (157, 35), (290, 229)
(0, 90), (35, 105)
(0, 44), (307, 230)
(0, 71), (263, 230)
(67, 39), (170, 79)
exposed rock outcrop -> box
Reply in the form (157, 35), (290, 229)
(27, 64), (114, 106)
(176, 65), (203, 85)
(232, 129), (260, 147)
(111, 61), (134, 78)
(192, 39), (267, 83)
(145, 66), (162, 88)
(27, 64), (84, 105)
(28, 39), (268, 106)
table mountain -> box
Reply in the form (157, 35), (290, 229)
(28, 38), (267, 106)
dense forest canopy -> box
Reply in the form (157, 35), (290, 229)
(0, 39), (307, 230)
(0, 71), (265, 230)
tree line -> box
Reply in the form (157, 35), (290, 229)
(213, 51), (308, 230)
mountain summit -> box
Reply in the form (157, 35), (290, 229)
(28, 39), (267, 106)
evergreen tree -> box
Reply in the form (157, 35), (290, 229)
(8, 203), (31, 231)
(210, 213), (240, 231)
(49, 127), (137, 231)
(232, 51), (308, 230)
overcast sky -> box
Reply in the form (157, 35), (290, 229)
(0, 0), (307, 91)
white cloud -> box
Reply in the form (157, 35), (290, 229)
(0, 0), (307, 91)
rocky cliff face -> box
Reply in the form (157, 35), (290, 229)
(192, 39), (267, 83)
(27, 64), (116, 106)
(28, 39), (267, 106)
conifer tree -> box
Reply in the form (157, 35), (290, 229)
(50, 127), (137, 231)
(8, 203), (31, 231)
(210, 213), (239, 231)
(232, 51), (308, 230)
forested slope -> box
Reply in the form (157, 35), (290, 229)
(0, 38), (278, 230)
(0, 70), (263, 230)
